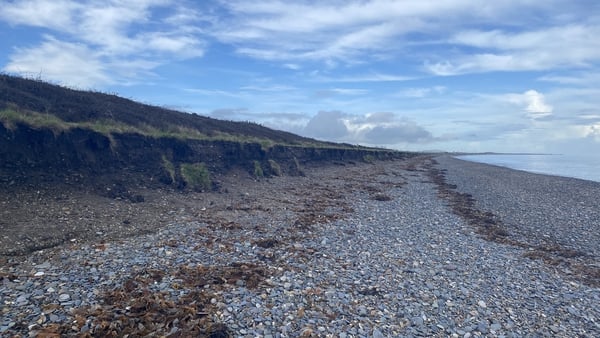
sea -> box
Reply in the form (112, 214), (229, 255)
(455, 153), (600, 183)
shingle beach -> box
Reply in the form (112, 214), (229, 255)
(1, 156), (599, 337)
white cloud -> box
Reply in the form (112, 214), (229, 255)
(523, 90), (553, 115)
(539, 72), (600, 86)
(362, 119), (432, 144)
(1, 0), (205, 87)
(315, 72), (414, 83)
(185, 88), (246, 99)
(214, 0), (585, 68)
(506, 90), (553, 118)
(3, 37), (110, 88)
(398, 86), (446, 98)
(302, 110), (433, 144)
(212, 0), (476, 64)
(283, 63), (301, 70)
(0, 0), (80, 30)
(580, 122), (600, 141)
(314, 88), (369, 98)
(141, 32), (205, 57)
(303, 111), (350, 140)
(427, 24), (600, 75)
(240, 85), (295, 92)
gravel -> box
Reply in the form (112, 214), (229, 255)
(435, 155), (600, 258)
(1, 157), (599, 337)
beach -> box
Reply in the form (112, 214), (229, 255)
(1, 155), (599, 337)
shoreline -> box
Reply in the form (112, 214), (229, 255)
(1, 156), (599, 336)
(436, 156), (600, 259)
(432, 156), (600, 288)
(454, 153), (600, 183)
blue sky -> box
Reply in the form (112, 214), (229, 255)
(1, 0), (599, 154)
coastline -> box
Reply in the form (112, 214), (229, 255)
(455, 153), (600, 183)
(436, 155), (600, 259)
(1, 156), (599, 336)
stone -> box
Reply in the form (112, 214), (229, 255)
(15, 295), (29, 305)
(58, 293), (71, 302)
(412, 317), (424, 326)
(372, 328), (385, 338)
(477, 321), (488, 334)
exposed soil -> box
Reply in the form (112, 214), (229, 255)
(0, 157), (421, 257)
(1, 157), (423, 336)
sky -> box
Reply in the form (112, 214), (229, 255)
(1, 0), (599, 154)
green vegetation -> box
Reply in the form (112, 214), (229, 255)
(180, 163), (211, 191)
(0, 107), (392, 153)
(1, 108), (67, 135)
(253, 160), (264, 178)
(258, 139), (275, 152)
(268, 159), (282, 176)
(161, 155), (176, 184)
(1, 75), (404, 157)
(363, 154), (376, 163)
(293, 156), (305, 176)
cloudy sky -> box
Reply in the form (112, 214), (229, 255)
(1, 0), (599, 154)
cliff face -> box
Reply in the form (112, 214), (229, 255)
(1, 74), (417, 192)
(0, 122), (411, 190)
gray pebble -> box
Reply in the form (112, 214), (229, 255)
(1, 160), (599, 337)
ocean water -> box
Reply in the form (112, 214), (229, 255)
(455, 153), (600, 183)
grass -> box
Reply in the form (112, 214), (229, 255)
(180, 163), (211, 191)
(1, 106), (402, 158)
(0, 108), (314, 149)
(161, 155), (176, 184)
(268, 159), (282, 176)
(253, 160), (264, 178)
(1, 108), (68, 135)
(363, 154), (376, 163)
(1, 74), (406, 156)
(293, 157), (305, 176)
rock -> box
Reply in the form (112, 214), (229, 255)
(15, 295), (28, 305)
(412, 316), (424, 326)
(477, 321), (488, 334)
(34, 271), (45, 277)
(372, 328), (385, 338)
(36, 262), (51, 269)
(58, 293), (70, 302)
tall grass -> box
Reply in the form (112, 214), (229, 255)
(0, 107), (389, 152)
(180, 163), (211, 191)
(1, 108), (68, 134)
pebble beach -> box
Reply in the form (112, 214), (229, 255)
(1, 156), (599, 337)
